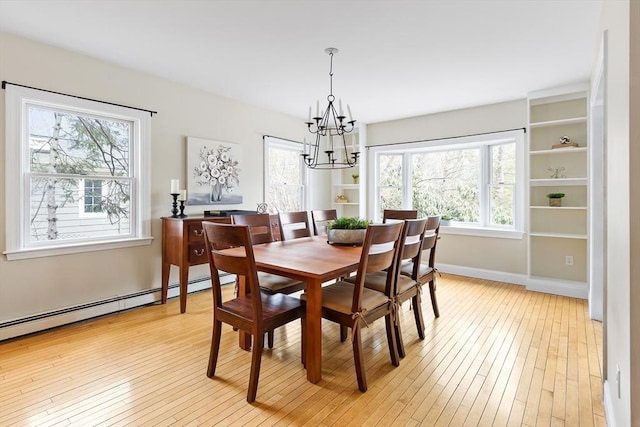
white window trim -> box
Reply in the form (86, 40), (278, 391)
(263, 136), (308, 211)
(368, 129), (525, 239)
(4, 85), (152, 260)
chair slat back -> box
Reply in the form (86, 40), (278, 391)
(231, 213), (274, 245)
(400, 218), (428, 261)
(202, 222), (262, 319)
(424, 215), (442, 268)
(311, 209), (337, 236)
(351, 222), (404, 312)
(278, 211), (312, 240)
(382, 209), (418, 223)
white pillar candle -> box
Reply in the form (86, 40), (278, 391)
(308, 106), (311, 122)
(178, 190), (187, 201)
(316, 99), (320, 117)
(347, 104), (353, 121)
(170, 179), (179, 194)
(339, 99), (343, 116)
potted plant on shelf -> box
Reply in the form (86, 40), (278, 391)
(546, 192), (566, 207)
(351, 173), (359, 184)
(327, 217), (370, 246)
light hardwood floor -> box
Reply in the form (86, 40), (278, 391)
(0, 275), (605, 426)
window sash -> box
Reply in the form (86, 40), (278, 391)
(5, 85), (152, 260)
(263, 137), (307, 212)
(370, 129), (524, 236)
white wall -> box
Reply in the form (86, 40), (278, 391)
(598, 1), (635, 426)
(0, 33), (306, 325)
(366, 100), (528, 276)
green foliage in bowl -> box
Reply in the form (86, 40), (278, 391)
(328, 217), (370, 230)
(546, 193), (566, 199)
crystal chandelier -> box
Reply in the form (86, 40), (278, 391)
(302, 48), (359, 169)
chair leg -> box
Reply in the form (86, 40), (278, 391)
(247, 333), (264, 403)
(267, 330), (274, 348)
(351, 325), (368, 392)
(392, 312), (406, 359)
(412, 293), (426, 340)
(207, 320), (223, 378)
(385, 314), (401, 366)
(429, 279), (440, 318)
(340, 325), (348, 342)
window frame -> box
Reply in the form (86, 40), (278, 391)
(4, 85), (152, 260)
(369, 129), (525, 239)
(263, 136), (308, 212)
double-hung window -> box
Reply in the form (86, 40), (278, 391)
(4, 85), (152, 260)
(370, 129), (524, 238)
(263, 136), (307, 212)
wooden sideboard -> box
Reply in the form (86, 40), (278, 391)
(161, 214), (281, 313)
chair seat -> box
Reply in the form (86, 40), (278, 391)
(301, 281), (389, 315)
(221, 293), (305, 326)
(347, 271), (417, 294)
(400, 261), (433, 279)
(258, 272), (306, 294)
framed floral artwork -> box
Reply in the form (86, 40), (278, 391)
(186, 137), (243, 205)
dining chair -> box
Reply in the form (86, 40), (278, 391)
(301, 221), (404, 392)
(348, 218), (428, 358)
(382, 209), (418, 222)
(310, 209), (337, 236)
(400, 215), (442, 322)
(278, 211), (312, 241)
(232, 213), (307, 348)
(202, 222), (305, 403)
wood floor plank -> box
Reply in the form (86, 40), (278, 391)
(0, 275), (605, 427)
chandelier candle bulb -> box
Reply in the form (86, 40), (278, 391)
(339, 99), (343, 116)
(347, 104), (353, 121)
(308, 106), (311, 122)
(170, 179), (179, 194)
(316, 100), (319, 118)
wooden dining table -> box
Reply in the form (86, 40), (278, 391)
(228, 236), (361, 383)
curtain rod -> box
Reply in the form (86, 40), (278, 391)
(262, 135), (303, 144)
(364, 127), (526, 149)
(1, 81), (158, 117)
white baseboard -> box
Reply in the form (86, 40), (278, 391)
(0, 275), (234, 341)
(526, 276), (588, 299)
(603, 380), (616, 427)
(437, 263), (527, 286)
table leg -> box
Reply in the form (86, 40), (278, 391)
(179, 265), (189, 313)
(305, 278), (323, 383)
(161, 262), (170, 304)
(237, 275), (251, 350)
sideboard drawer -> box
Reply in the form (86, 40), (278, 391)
(188, 243), (208, 264)
(187, 222), (206, 242)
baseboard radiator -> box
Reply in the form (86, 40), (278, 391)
(0, 274), (235, 341)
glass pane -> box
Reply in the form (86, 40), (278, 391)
(28, 106), (130, 177)
(379, 187), (403, 212)
(490, 185), (514, 225)
(268, 145), (302, 211)
(490, 143), (516, 184)
(411, 149), (480, 222)
(379, 154), (402, 186)
(268, 185), (302, 212)
(29, 177), (131, 242)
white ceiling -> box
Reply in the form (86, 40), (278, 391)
(0, 0), (603, 124)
